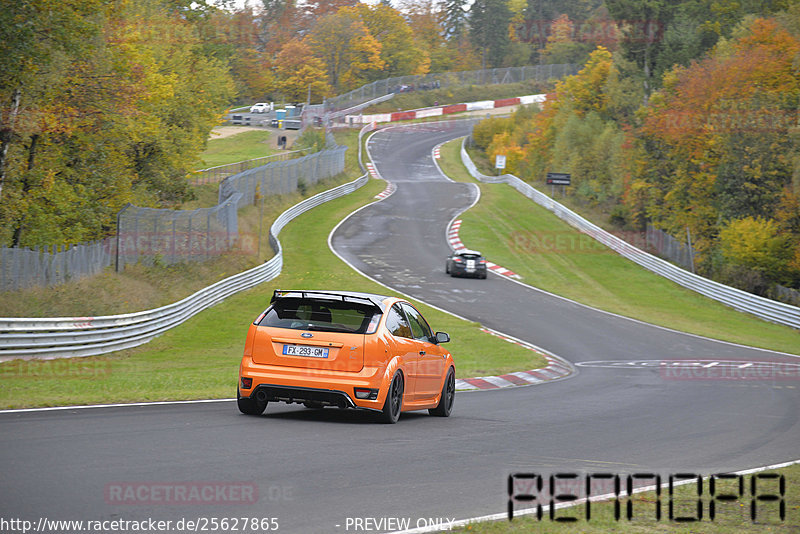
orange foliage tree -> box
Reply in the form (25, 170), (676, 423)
(633, 17), (800, 276)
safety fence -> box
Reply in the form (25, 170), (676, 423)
(115, 193), (242, 271)
(218, 146), (347, 209)
(460, 138), (800, 330)
(645, 224), (695, 272)
(324, 64), (578, 113)
(0, 241), (115, 293)
(191, 149), (310, 186)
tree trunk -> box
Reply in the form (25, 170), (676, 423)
(0, 88), (22, 200)
(9, 133), (37, 247)
(27, 134), (38, 171)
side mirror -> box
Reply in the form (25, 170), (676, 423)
(435, 331), (450, 344)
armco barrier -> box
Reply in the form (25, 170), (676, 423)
(0, 173), (369, 361)
(460, 138), (800, 330)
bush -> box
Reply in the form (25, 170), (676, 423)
(294, 128), (326, 152)
(718, 217), (792, 284)
(472, 116), (512, 150)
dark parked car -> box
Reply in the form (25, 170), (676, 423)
(446, 250), (488, 279)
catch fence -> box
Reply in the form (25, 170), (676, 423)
(323, 64), (578, 113)
(645, 224), (695, 272)
(0, 241), (114, 292)
(218, 147), (347, 209)
(191, 149), (310, 186)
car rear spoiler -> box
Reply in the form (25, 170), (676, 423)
(271, 290), (386, 312)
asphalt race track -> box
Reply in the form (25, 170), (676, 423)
(1, 120), (798, 533)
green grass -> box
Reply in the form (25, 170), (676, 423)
(438, 138), (800, 355)
(458, 463), (800, 533)
(199, 129), (280, 168)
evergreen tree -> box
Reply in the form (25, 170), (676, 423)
(469, 0), (512, 68)
(444, 0), (469, 40)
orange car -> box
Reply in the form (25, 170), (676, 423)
(238, 290), (455, 423)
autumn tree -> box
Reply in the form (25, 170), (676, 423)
(274, 39), (331, 103)
(306, 8), (384, 92)
(258, 0), (301, 55)
(631, 16), (800, 274)
(540, 14), (593, 64)
(355, 3), (430, 80)
(0, 0), (103, 200)
(0, 0), (234, 247)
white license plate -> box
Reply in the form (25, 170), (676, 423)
(466, 259), (476, 271)
(282, 344), (329, 358)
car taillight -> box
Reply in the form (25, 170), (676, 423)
(240, 377), (253, 389)
(354, 388), (378, 400)
(479, 260), (486, 264)
(366, 314), (381, 334)
(453, 258), (463, 263)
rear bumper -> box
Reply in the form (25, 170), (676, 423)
(239, 358), (386, 411)
(251, 384), (359, 409)
(450, 265), (487, 277)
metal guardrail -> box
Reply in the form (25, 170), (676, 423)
(460, 138), (800, 330)
(0, 172), (369, 360)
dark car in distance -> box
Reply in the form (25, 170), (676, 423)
(445, 250), (488, 279)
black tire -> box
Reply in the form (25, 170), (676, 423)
(237, 389), (267, 415)
(429, 367), (455, 417)
(445, 263), (450, 274)
(380, 372), (404, 424)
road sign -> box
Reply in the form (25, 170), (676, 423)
(495, 155), (506, 170)
(546, 172), (571, 185)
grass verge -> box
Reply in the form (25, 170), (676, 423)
(199, 129), (280, 168)
(438, 138), (800, 355)
(457, 463), (799, 532)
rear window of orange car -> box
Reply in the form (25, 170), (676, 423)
(258, 298), (381, 334)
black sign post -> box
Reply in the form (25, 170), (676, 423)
(546, 172), (571, 197)
(546, 172), (571, 185)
